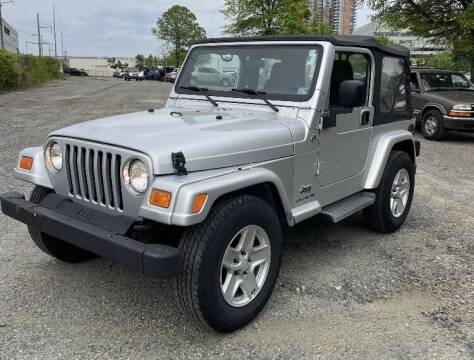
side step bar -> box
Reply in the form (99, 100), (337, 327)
(320, 191), (376, 223)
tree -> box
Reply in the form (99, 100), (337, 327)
(222, 0), (335, 36)
(280, 0), (312, 34)
(106, 58), (127, 70)
(222, 0), (283, 35)
(144, 54), (155, 69)
(135, 54), (144, 70)
(418, 50), (471, 72)
(366, 0), (474, 75)
(152, 5), (206, 66)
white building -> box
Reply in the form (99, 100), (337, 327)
(1, 18), (19, 53)
(62, 56), (136, 77)
(354, 21), (445, 56)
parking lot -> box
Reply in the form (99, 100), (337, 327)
(0, 77), (473, 359)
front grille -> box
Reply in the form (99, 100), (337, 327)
(64, 144), (124, 211)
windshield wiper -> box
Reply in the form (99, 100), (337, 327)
(231, 88), (279, 112)
(180, 86), (218, 107)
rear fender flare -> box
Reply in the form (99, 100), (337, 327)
(363, 130), (415, 189)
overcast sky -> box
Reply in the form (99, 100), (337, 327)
(2, 0), (374, 58)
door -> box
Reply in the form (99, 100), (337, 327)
(317, 50), (373, 187)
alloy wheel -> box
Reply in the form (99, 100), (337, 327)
(390, 168), (410, 218)
(220, 225), (271, 307)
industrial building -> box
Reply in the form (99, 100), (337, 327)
(311, 0), (357, 35)
(61, 56), (136, 77)
(354, 21), (445, 56)
(1, 17), (19, 53)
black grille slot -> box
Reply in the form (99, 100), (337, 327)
(64, 144), (123, 211)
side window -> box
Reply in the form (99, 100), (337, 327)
(330, 52), (370, 106)
(410, 73), (419, 90)
(380, 57), (407, 113)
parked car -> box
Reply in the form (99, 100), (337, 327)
(65, 68), (89, 77)
(113, 70), (126, 78)
(1, 35), (419, 333)
(190, 66), (236, 88)
(164, 67), (180, 83)
(156, 66), (175, 81)
(410, 67), (474, 140)
(124, 67), (144, 81)
(144, 68), (159, 80)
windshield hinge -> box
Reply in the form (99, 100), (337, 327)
(319, 110), (331, 130)
(171, 151), (188, 176)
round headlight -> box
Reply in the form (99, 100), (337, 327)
(45, 142), (63, 172)
(123, 159), (149, 194)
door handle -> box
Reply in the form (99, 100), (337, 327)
(361, 109), (370, 126)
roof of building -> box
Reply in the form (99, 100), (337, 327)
(194, 35), (410, 57)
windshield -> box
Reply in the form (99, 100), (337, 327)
(128, 68), (139, 72)
(420, 72), (474, 91)
(176, 45), (322, 101)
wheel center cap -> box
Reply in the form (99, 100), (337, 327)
(240, 258), (249, 271)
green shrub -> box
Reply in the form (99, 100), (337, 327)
(0, 50), (22, 91)
(0, 50), (62, 92)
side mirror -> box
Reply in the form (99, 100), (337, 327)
(338, 80), (365, 108)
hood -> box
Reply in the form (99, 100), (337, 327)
(50, 107), (301, 174)
(425, 90), (474, 105)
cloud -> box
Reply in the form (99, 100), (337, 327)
(3, 0), (371, 57)
(3, 0), (227, 57)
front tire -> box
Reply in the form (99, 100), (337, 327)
(28, 186), (97, 263)
(363, 151), (415, 233)
(176, 195), (282, 332)
(422, 109), (445, 140)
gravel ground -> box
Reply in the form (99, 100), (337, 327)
(0, 77), (473, 359)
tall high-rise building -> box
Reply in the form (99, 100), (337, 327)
(311, 0), (356, 35)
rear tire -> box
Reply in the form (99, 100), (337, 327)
(422, 109), (445, 140)
(28, 186), (97, 263)
(363, 151), (415, 233)
(176, 195), (282, 332)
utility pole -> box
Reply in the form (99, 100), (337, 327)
(0, 0), (14, 50)
(60, 30), (63, 57)
(52, 2), (57, 58)
(36, 13), (42, 56)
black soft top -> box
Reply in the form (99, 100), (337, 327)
(194, 35), (410, 58)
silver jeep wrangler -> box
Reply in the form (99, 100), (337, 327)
(1, 35), (420, 332)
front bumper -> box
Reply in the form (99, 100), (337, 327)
(443, 115), (474, 131)
(0, 192), (182, 278)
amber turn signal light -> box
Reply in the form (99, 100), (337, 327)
(448, 111), (471, 117)
(149, 189), (172, 208)
(19, 156), (33, 170)
(192, 193), (208, 214)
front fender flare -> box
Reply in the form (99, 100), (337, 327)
(363, 130), (415, 189)
(170, 167), (292, 226)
